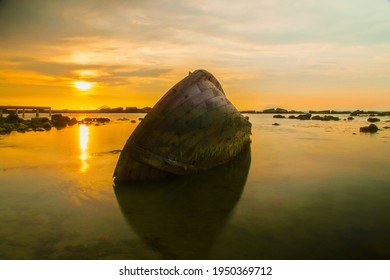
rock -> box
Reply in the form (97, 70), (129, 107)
(34, 117), (49, 122)
(69, 118), (78, 126)
(296, 114), (312, 120)
(325, 115), (340, 121)
(5, 114), (21, 123)
(51, 114), (63, 121)
(96, 117), (110, 123)
(347, 117), (354, 120)
(383, 126), (390, 129)
(138, 118), (144, 121)
(312, 115), (340, 121)
(331, 116), (340, 121)
(360, 124), (379, 133)
(29, 118), (43, 130)
(0, 127), (10, 135)
(42, 122), (52, 131)
(130, 120), (136, 123)
(272, 123), (280, 126)
(367, 117), (380, 123)
(273, 115), (285, 119)
(288, 115), (296, 119)
(35, 127), (45, 132)
(51, 114), (71, 129)
(350, 110), (364, 116)
(17, 123), (28, 132)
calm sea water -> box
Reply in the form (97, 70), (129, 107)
(0, 113), (389, 259)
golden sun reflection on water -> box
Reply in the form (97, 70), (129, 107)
(79, 124), (89, 173)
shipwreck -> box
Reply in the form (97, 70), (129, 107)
(113, 69), (251, 183)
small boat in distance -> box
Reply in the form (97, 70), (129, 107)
(113, 69), (252, 183)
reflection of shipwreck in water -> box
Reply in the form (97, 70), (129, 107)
(113, 69), (251, 182)
(114, 146), (251, 259)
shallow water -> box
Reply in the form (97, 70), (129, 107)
(0, 113), (389, 259)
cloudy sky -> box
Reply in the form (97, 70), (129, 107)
(0, 0), (389, 110)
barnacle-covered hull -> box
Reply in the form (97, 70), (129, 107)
(113, 69), (251, 183)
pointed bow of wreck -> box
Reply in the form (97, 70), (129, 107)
(114, 69), (251, 183)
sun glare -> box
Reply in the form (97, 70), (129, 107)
(79, 124), (90, 173)
(74, 81), (93, 91)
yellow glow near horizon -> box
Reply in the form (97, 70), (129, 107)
(74, 81), (93, 91)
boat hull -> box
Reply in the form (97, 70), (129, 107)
(114, 69), (251, 182)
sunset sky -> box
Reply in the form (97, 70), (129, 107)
(1, 0), (389, 110)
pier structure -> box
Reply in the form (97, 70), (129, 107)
(0, 106), (51, 118)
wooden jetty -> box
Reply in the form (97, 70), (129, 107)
(114, 69), (252, 183)
(0, 106), (51, 118)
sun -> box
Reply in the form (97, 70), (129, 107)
(74, 81), (93, 91)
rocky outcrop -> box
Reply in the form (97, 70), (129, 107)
(0, 114), (55, 134)
(0, 114), (105, 135)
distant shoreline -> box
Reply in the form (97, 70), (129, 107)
(240, 108), (390, 116)
(1, 105), (390, 116)
(0, 107), (151, 115)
